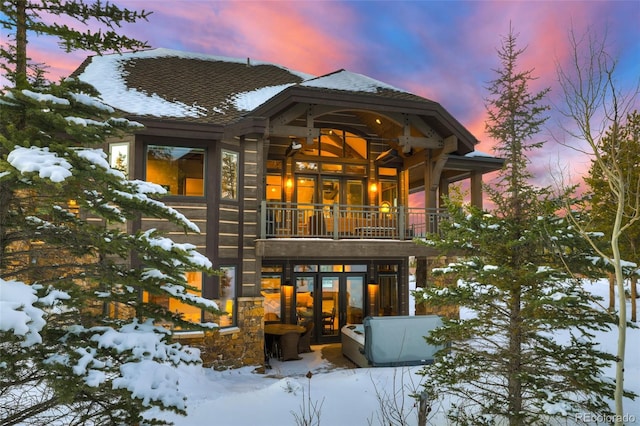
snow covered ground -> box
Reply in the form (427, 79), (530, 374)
(149, 278), (639, 426)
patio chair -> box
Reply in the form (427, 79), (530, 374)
(297, 321), (314, 353)
(308, 213), (327, 236)
(322, 307), (336, 334)
(279, 331), (302, 361)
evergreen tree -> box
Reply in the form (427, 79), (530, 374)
(1, 2), (221, 424)
(414, 26), (621, 425)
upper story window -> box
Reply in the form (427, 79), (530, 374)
(221, 149), (239, 200)
(146, 145), (205, 196)
(300, 129), (367, 160)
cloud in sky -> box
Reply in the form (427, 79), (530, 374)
(6, 0), (639, 193)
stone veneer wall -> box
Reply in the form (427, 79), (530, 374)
(172, 297), (265, 370)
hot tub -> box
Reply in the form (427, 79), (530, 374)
(341, 324), (368, 367)
(341, 315), (444, 367)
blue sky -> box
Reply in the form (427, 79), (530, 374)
(5, 0), (640, 191)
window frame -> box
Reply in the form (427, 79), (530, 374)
(144, 143), (207, 198)
(218, 265), (238, 328)
(220, 149), (239, 201)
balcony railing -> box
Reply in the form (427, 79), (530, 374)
(260, 201), (447, 240)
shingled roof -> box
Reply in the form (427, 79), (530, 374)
(72, 48), (433, 125)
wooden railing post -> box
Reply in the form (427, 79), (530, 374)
(399, 206), (405, 240)
(333, 203), (339, 239)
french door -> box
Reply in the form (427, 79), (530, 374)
(295, 273), (365, 344)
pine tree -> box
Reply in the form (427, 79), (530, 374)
(1, 2), (221, 424)
(414, 26), (621, 425)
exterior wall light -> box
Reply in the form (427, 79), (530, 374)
(282, 279), (295, 324)
(368, 279), (380, 317)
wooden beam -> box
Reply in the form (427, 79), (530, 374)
(268, 124), (319, 139)
(306, 106), (314, 145)
(431, 155), (449, 191)
(442, 135), (458, 154)
(397, 135), (443, 150)
(408, 115), (439, 140)
(271, 103), (309, 127)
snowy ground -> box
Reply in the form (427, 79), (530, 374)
(149, 278), (639, 426)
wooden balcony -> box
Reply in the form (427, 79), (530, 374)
(259, 201), (447, 240)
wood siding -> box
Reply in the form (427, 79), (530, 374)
(241, 139), (260, 296)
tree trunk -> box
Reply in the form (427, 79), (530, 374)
(417, 393), (429, 426)
(632, 276), (637, 323)
(0, 184), (12, 269)
(508, 290), (523, 426)
(15, 0), (28, 89)
(612, 228), (627, 425)
(609, 272), (616, 312)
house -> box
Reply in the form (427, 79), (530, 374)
(72, 48), (502, 368)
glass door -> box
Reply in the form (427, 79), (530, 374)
(315, 274), (365, 343)
(345, 276), (364, 325)
(296, 176), (316, 236)
(295, 276), (315, 325)
(318, 276), (339, 341)
(321, 177), (364, 237)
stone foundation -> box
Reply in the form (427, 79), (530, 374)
(172, 296), (265, 370)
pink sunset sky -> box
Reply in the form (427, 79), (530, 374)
(3, 0), (639, 198)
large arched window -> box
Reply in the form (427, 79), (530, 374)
(299, 129), (367, 160)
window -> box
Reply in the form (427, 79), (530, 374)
(109, 142), (129, 177)
(266, 175), (282, 201)
(378, 263), (399, 316)
(381, 180), (398, 207)
(261, 265), (283, 322)
(221, 150), (239, 200)
(218, 266), (236, 327)
(302, 129), (367, 159)
(143, 271), (203, 327)
(146, 145), (204, 196)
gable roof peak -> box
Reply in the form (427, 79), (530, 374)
(301, 68), (408, 95)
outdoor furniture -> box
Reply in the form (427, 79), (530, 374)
(355, 226), (396, 237)
(322, 307), (336, 334)
(264, 324), (305, 363)
(279, 331), (302, 361)
(297, 321), (314, 353)
(308, 213), (327, 235)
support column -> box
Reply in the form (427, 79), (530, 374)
(438, 176), (449, 208)
(423, 150), (436, 210)
(470, 171), (483, 209)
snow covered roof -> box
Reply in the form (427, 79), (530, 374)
(72, 48), (431, 125)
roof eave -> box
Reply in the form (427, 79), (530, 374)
(128, 116), (226, 140)
(249, 86), (479, 153)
